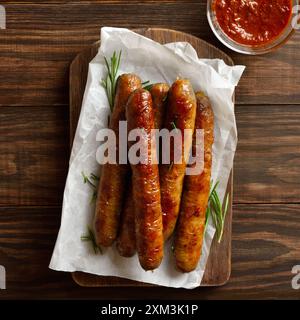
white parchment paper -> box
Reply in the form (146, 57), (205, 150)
(49, 27), (245, 289)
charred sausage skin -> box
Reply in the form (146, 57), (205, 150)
(160, 79), (197, 240)
(94, 74), (142, 247)
(150, 83), (170, 129)
(117, 83), (169, 257)
(174, 92), (214, 272)
(116, 180), (136, 257)
(126, 88), (164, 270)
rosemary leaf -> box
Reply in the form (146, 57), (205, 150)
(142, 80), (154, 91)
(214, 190), (222, 211)
(170, 121), (177, 130)
(101, 51), (122, 111)
(81, 171), (88, 184)
(144, 84), (153, 91)
(211, 192), (219, 211)
(81, 226), (102, 254)
(81, 171), (97, 189)
(116, 51), (122, 72)
(90, 190), (97, 204)
(101, 79), (107, 90)
(223, 193), (230, 220)
(204, 206), (211, 232)
(210, 181), (219, 199)
(205, 180), (230, 243)
(90, 173), (100, 182)
(82, 171), (99, 204)
(211, 207), (218, 232)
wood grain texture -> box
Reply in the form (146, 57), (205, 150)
(0, 204), (299, 299)
(0, 106), (69, 206)
(0, 0), (298, 299)
(70, 29), (233, 287)
(0, 30), (97, 107)
(0, 1), (299, 106)
(69, 44), (98, 144)
(234, 104), (300, 203)
(0, 104), (299, 208)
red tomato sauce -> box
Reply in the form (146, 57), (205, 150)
(214, 0), (293, 46)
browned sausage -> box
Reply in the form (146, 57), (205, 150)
(116, 83), (169, 257)
(126, 88), (163, 270)
(150, 83), (170, 129)
(174, 92), (214, 272)
(159, 79), (197, 240)
(94, 74), (142, 247)
(116, 179), (136, 257)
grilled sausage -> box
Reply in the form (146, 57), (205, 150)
(116, 83), (169, 257)
(116, 179), (136, 256)
(174, 92), (214, 272)
(150, 83), (170, 129)
(126, 88), (163, 270)
(94, 74), (142, 247)
(160, 79), (197, 240)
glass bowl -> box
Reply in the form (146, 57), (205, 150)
(207, 0), (299, 55)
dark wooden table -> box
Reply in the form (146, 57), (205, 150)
(0, 0), (299, 300)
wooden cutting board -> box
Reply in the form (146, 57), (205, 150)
(69, 28), (233, 287)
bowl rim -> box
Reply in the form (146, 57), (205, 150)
(207, 0), (299, 55)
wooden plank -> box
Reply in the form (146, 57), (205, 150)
(1, 1), (208, 33)
(228, 203), (300, 299)
(0, 2), (299, 106)
(0, 106), (69, 206)
(69, 43), (98, 143)
(234, 104), (300, 203)
(0, 30), (97, 107)
(0, 204), (299, 299)
(0, 104), (299, 207)
(70, 28), (234, 287)
(235, 39), (300, 105)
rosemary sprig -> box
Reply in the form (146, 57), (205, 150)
(144, 85), (153, 91)
(90, 173), (100, 182)
(142, 80), (150, 86)
(81, 171), (97, 189)
(91, 191), (97, 203)
(101, 51), (122, 111)
(81, 226), (102, 254)
(142, 80), (153, 91)
(170, 121), (177, 130)
(81, 171), (99, 203)
(205, 181), (230, 243)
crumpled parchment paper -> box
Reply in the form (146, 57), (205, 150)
(49, 27), (245, 289)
